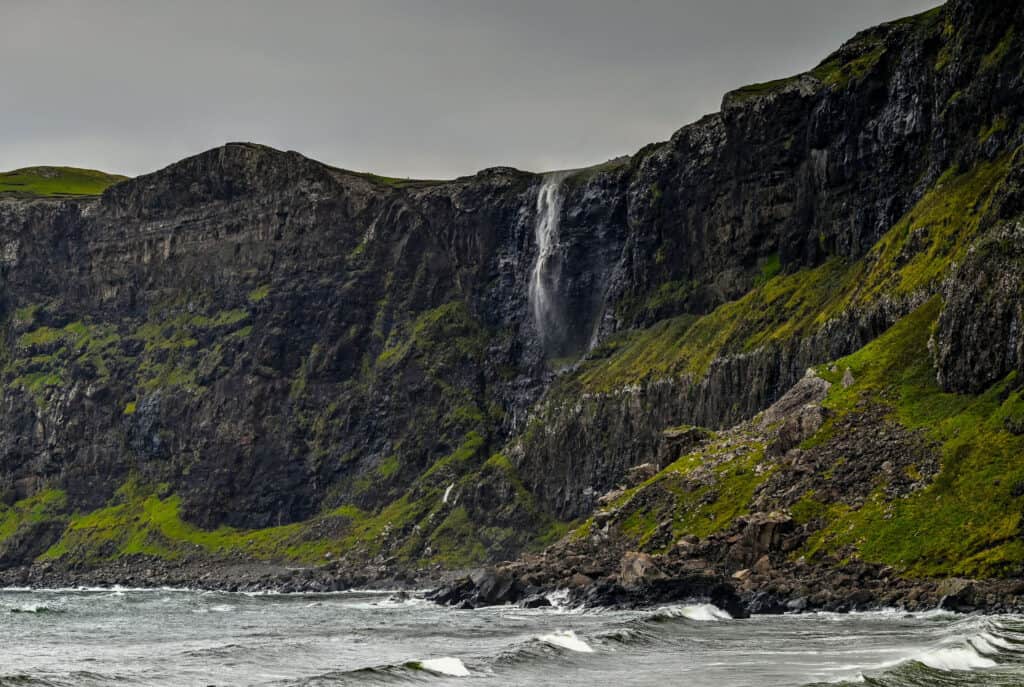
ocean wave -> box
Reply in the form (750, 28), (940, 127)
(913, 646), (997, 671)
(649, 603), (732, 622)
(414, 658), (471, 677)
(810, 618), (1024, 686)
(536, 630), (595, 653)
(179, 643), (245, 659)
(9, 604), (63, 614)
(592, 626), (659, 648)
(285, 657), (473, 685)
(0, 671), (127, 687)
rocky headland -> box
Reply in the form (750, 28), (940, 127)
(1, 0), (1024, 616)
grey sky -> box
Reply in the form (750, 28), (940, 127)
(3, 0), (939, 179)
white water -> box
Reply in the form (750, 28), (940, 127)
(655, 603), (733, 621)
(538, 630), (595, 653)
(420, 656), (471, 676)
(528, 173), (568, 347)
(916, 646), (997, 671)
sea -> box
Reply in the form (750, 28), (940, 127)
(2, 588), (1023, 686)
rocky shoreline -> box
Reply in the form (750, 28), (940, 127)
(4, 553), (1023, 619)
(0, 557), (433, 595)
(427, 553), (1024, 618)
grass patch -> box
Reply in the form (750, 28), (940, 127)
(812, 43), (886, 89)
(0, 490), (67, 544)
(247, 285), (271, 303)
(981, 27), (1015, 72)
(0, 167), (127, 197)
(803, 299), (1024, 577)
(42, 482), (366, 564)
(566, 154), (1012, 393)
(584, 438), (772, 550)
(726, 77), (801, 103)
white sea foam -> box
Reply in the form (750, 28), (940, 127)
(545, 588), (570, 609)
(976, 630), (1017, 651)
(656, 604), (732, 622)
(915, 646), (997, 671)
(419, 657), (470, 676)
(538, 630), (595, 653)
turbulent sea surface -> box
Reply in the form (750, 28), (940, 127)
(2, 589), (1024, 686)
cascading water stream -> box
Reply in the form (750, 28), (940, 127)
(528, 173), (568, 352)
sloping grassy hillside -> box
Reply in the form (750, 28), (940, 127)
(802, 300), (1024, 578)
(569, 153), (1015, 393)
(0, 166), (128, 197)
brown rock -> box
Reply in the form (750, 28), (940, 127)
(567, 573), (594, 589)
(753, 555), (773, 575)
(619, 551), (667, 588)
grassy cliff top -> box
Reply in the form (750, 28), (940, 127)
(0, 166), (129, 198)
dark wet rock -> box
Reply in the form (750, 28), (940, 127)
(426, 570), (524, 609)
(519, 593), (552, 609)
(743, 591), (788, 616)
(786, 596), (809, 613)
(471, 569), (522, 606)
(937, 578), (979, 612)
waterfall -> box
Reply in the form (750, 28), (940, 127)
(528, 173), (567, 351)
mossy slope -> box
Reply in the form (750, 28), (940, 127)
(0, 167), (127, 197)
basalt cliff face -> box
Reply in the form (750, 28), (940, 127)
(2, 0), (1024, 596)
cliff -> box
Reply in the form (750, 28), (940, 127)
(1, 0), (1024, 595)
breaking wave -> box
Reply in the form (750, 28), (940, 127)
(808, 615), (1024, 686)
(536, 630), (595, 653)
(649, 603), (733, 622)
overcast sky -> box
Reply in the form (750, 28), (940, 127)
(3, 0), (939, 179)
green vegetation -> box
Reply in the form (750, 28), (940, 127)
(812, 44), (886, 89)
(800, 300), (1024, 577)
(578, 294), (1024, 577)
(42, 482), (359, 564)
(726, 77), (801, 103)
(0, 167), (127, 197)
(1, 295), (258, 410)
(130, 305), (249, 392)
(981, 27), (1016, 72)
(7, 317), (121, 403)
(334, 166), (446, 190)
(0, 489), (67, 545)
(979, 114), (1009, 144)
(563, 156), (631, 188)
(247, 284), (271, 303)
(755, 253), (782, 286)
(576, 436), (771, 551)
(566, 154), (1013, 393)
(376, 302), (486, 371)
(38, 431), (566, 570)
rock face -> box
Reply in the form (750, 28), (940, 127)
(0, 0), (1023, 582)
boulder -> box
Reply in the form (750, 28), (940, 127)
(519, 593), (553, 609)
(729, 513), (795, 565)
(618, 551), (667, 589)
(937, 578), (978, 612)
(472, 569), (522, 606)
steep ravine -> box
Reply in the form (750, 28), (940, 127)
(1, 0), (1023, 599)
